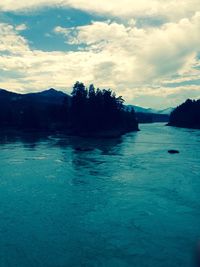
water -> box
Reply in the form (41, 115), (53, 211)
(0, 123), (200, 267)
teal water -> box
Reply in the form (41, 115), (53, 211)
(0, 123), (199, 267)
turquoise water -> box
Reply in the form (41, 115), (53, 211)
(0, 123), (199, 267)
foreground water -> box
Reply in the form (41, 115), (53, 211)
(0, 123), (200, 267)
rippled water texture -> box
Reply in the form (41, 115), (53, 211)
(0, 123), (200, 267)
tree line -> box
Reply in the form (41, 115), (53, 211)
(70, 82), (138, 133)
(0, 82), (139, 135)
(168, 99), (200, 129)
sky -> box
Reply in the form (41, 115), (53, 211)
(1, 1), (200, 108)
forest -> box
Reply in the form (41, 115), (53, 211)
(0, 82), (139, 136)
(168, 99), (200, 129)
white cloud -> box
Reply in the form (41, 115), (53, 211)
(15, 24), (27, 31)
(0, 23), (29, 55)
(1, 6), (200, 107)
(54, 26), (69, 35)
(0, 0), (200, 21)
(54, 13), (200, 84)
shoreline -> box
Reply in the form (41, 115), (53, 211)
(0, 127), (140, 139)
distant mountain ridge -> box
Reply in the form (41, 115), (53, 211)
(0, 87), (70, 131)
(126, 105), (173, 123)
(0, 85), (139, 136)
(0, 87), (70, 100)
(127, 105), (174, 115)
(0, 88), (173, 126)
(0, 88), (174, 115)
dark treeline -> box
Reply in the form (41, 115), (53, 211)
(0, 88), (69, 131)
(168, 99), (200, 129)
(0, 82), (138, 136)
(136, 112), (169, 123)
(70, 82), (138, 134)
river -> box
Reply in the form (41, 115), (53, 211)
(0, 123), (199, 266)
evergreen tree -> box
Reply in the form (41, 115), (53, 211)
(70, 82), (88, 130)
(169, 99), (200, 129)
(69, 82), (138, 133)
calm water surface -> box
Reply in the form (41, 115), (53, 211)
(0, 123), (200, 267)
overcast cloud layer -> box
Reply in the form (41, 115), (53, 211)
(0, 0), (200, 108)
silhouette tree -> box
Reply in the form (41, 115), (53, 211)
(69, 82), (138, 134)
(0, 82), (139, 135)
(169, 99), (200, 129)
(70, 82), (88, 130)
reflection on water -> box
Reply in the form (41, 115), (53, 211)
(0, 124), (199, 267)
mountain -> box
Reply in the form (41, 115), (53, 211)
(126, 105), (173, 123)
(155, 107), (174, 115)
(0, 88), (69, 101)
(0, 86), (139, 136)
(23, 88), (70, 104)
(0, 88), (71, 108)
(0, 88), (70, 131)
(127, 105), (151, 113)
(0, 86), (174, 130)
(127, 105), (174, 115)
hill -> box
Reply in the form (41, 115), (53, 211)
(0, 88), (70, 131)
(0, 84), (139, 137)
(128, 105), (173, 115)
(126, 105), (172, 123)
(168, 99), (200, 129)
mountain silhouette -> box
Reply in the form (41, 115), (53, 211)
(168, 99), (200, 129)
(0, 84), (139, 137)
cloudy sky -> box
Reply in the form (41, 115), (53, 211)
(1, 1), (200, 108)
